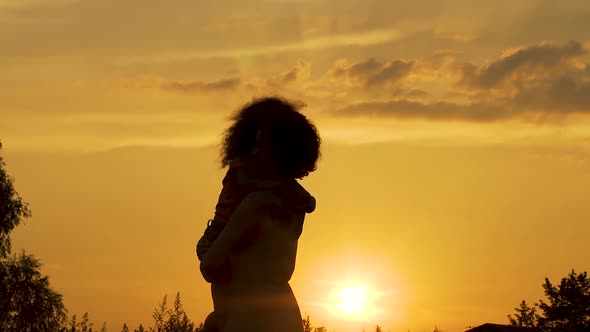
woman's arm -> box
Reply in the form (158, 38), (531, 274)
(200, 190), (282, 282)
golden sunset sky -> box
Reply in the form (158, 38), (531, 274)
(2, 0), (590, 331)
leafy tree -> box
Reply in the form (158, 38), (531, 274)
(0, 251), (67, 331)
(134, 324), (146, 332)
(121, 323), (129, 332)
(509, 270), (590, 330)
(0, 142), (67, 331)
(508, 300), (538, 327)
(0, 141), (31, 257)
(375, 326), (383, 332)
(537, 270), (590, 329)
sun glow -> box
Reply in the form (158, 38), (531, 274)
(336, 286), (368, 314)
(328, 282), (386, 321)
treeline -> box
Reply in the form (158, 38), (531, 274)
(64, 292), (202, 332)
(59, 292), (351, 332)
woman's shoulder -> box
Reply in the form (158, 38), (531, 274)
(239, 180), (316, 214)
(274, 181), (316, 214)
(244, 190), (284, 208)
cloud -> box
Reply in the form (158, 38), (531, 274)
(327, 41), (590, 122)
(332, 65), (590, 122)
(460, 40), (587, 89)
(266, 60), (311, 87)
(331, 61), (590, 122)
(330, 58), (414, 87)
(513, 75), (590, 114)
(404, 89), (432, 100)
(161, 77), (241, 94)
(0, 0), (74, 10)
(334, 99), (507, 122)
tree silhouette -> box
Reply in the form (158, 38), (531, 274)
(0, 141), (31, 258)
(301, 314), (328, 332)
(0, 141), (67, 331)
(537, 270), (590, 329)
(509, 270), (590, 330)
(303, 315), (312, 332)
(65, 313), (95, 332)
(68, 314), (79, 332)
(151, 294), (168, 332)
(508, 300), (538, 327)
(149, 292), (195, 332)
(0, 251), (67, 331)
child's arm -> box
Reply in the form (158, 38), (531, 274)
(200, 190), (282, 282)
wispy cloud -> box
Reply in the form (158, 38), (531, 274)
(329, 58), (415, 87)
(266, 60), (311, 87)
(123, 27), (404, 63)
(334, 99), (506, 122)
(0, 0), (75, 10)
(161, 77), (241, 94)
(460, 40), (587, 89)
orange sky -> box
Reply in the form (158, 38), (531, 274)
(2, 1), (590, 331)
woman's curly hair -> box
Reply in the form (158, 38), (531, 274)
(220, 96), (321, 179)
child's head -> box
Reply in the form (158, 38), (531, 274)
(220, 96), (321, 179)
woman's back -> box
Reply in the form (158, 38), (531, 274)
(223, 192), (308, 332)
(230, 208), (304, 283)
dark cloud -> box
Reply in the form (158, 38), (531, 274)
(161, 77), (241, 94)
(330, 58), (414, 87)
(460, 40), (586, 89)
(331, 41), (590, 122)
(513, 75), (590, 114)
(280, 67), (298, 84)
(332, 63), (590, 122)
(366, 60), (414, 86)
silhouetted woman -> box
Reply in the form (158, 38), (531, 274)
(198, 97), (321, 332)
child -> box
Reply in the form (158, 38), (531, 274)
(196, 153), (285, 273)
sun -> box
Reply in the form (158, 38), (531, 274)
(336, 285), (368, 314)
